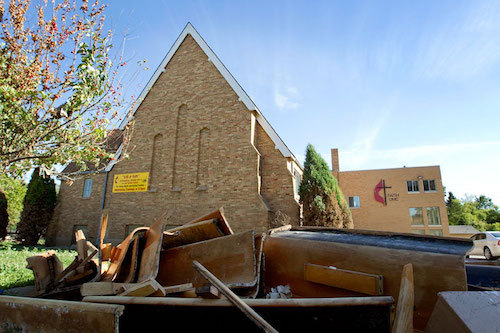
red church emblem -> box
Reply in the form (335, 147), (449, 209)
(374, 179), (391, 206)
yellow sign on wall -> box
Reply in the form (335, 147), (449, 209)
(112, 172), (149, 193)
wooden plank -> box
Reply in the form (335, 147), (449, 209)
(193, 260), (278, 333)
(304, 263), (383, 296)
(137, 211), (167, 282)
(162, 219), (227, 249)
(75, 229), (87, 273)
(392, 264), (414, 333)
(85, 295), (394, 307)
(163, 283), (194, 295)
(97, 210), (109, 280)
(81, 282), (131, 296)
(101, 243), (112, 261)
(119, 279), (163, 297)
(196, 284), (221, 299)
(0, 295), (123, 333)
(157, 231), (256, 288)
(183, 207), (233, 235)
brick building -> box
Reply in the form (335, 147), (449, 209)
(331, 149), (450, 236)
(46, 23), (302, 246)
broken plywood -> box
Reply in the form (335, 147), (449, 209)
(157, 231), (256, 288)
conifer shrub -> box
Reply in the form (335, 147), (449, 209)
(16, 169), (57, 245)
(299, 144), (353, 228)
(0, 191), (8, 240)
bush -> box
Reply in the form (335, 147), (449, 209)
(16, 169), (57, 245)
(299, 144), (353, 228)
(0, 191), (8, 240)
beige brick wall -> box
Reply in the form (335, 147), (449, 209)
(337, 166), (450, 236)
(47, 35), (299, 245)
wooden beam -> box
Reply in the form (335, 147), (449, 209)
(392, 264), (414, 333)
(304, 263), (383, 296)
(193, 260), (278, 333)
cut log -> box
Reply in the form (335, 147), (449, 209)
(193, 260), (278, 333)
(391, 264), (414, 333)
(157, 231), (257, 288)
(304, 263), (383, 296)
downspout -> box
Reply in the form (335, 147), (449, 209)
(101, 171), (109, 210)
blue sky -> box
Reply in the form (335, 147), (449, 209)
(106, 0), (500, 203)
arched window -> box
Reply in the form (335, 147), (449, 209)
(196, 127), (210, 189)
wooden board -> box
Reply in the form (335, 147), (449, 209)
(163, 283), (194, 295)
(157, 231), (256, 288)
(0, 296), (123, 333)
(137, 213), (165, 282)
(263, 230), (469, 331)
(182, 207), (234, 235)
(304, 263), (383, 296)
(119, 279), (164, 297)
(392, 263), (414, 333)
(162, 219), (228, 249)
(81, 282), (131, 296)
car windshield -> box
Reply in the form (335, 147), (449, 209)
(490, 232), (500, 238)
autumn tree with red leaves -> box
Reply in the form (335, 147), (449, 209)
(0, 0), (136, 177)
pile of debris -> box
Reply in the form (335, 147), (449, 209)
(26, 208), (277, 331)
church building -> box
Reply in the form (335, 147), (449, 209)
(46, 23), (302, 245)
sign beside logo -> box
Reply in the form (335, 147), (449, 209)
(113, 172), (149, 193)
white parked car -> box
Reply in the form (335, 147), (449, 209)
(469, 232), (500, 260)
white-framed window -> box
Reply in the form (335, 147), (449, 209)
(293, 170), (301, 197)
(426, 207), (441, 225)
(423, 179), (436, 192)
(411, 229), (426, 235)
(348, 196), (360, 208)
(407, 180), (419, 193)
(409, 207), (424, 225)
(429, 229), (443, 236)
(82, 179), (92, 198)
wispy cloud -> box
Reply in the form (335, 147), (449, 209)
(274, 85), (300, 110)
(414, 2), (500, 80)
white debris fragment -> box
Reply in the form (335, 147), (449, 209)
(265, 285), (292, 299)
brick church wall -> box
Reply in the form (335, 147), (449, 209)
(46, 34), (299, 245)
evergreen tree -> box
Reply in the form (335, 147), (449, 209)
(446, 192), (456, 207)
(16, 168), (57, 245)
(299, 144), (353, 228)
(0, 191), (8, 240)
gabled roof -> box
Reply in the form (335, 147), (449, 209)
(119, 22), (301, 170)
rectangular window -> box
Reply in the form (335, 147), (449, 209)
(82, 179), (92, 198)
(72, 225), (88, 244)
(407, 180), (419, 193)
(423, 179), (436, 192)
(426, 207), (441, 225)
(429, 229), (443, 236)
(348, 196), (360, 208)
(411, 229), (426, 235)
(409, 207), (424, 225)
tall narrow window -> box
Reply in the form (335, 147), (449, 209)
(172, 104), (187, 190)
(149, 134), (164, 190)
(293, 170), (301, 197)
(82, 179), (92, 198)
(196, 127), (210, 189)
(348, 196), (360, 208)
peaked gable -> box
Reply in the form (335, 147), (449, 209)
(119, 23), (301, 169)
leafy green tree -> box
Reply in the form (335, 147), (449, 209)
(0, 175), (27, 230)
(0, 190), (8, 240)
(0, 0), (134, 177)
(16, 168), (57, 245)
(299, 144), (353, 228)
(447, 192), (500, 231)
(475, 195), (495, 210)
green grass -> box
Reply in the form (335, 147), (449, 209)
(0, 241), (76, 291)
